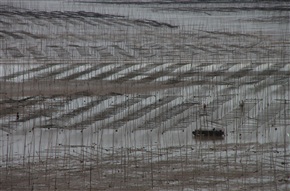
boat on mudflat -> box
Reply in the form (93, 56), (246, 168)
(192, 128), (225, 137)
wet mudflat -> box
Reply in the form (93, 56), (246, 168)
(0, 0), (290, 190)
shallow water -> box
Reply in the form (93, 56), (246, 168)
(0, 1), (290, 190)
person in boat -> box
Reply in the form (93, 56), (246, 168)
(239, 100), (244, 108)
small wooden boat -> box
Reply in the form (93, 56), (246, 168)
(192, 128), (224, 137)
